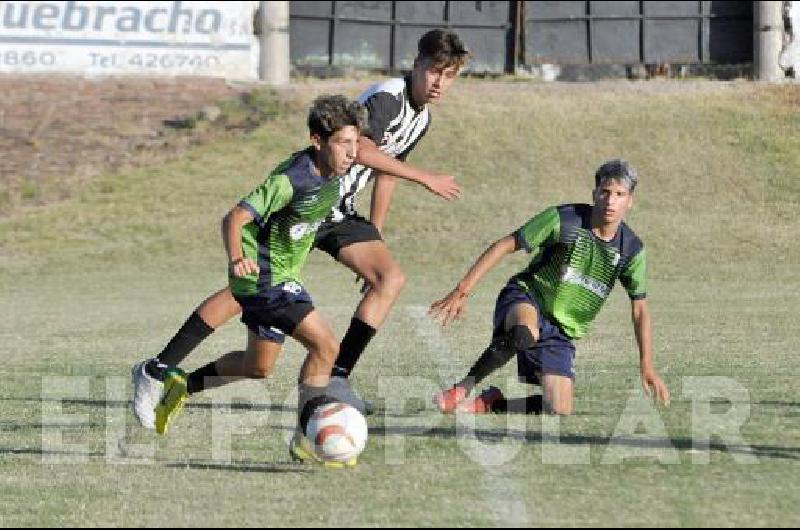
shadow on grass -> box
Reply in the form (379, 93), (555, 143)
(0, 447), (311, 474)
(0, 422), (106, 432)
(0, 396), (423, 418)
(0, 396), (296, 413)
(755, 401), (800, 408)
(163, 460), (311, 474)
(0, 447), (107, 458)
(368, 425), (800, 461)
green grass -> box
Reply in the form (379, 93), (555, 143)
(1, 80), (799, 526)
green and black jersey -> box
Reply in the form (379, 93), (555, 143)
(513, 204), (647, 339)
(231, 148), (341, 296)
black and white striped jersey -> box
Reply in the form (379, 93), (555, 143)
(330, 76), (431, 221)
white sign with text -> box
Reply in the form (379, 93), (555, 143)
(0, 1), (259, 78)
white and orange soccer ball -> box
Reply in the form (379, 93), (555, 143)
(305, 402), (368, 464)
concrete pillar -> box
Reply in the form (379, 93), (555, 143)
(259, 1), (290, 85)
(754, 1), (785, 81)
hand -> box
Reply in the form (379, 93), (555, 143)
(421, 173), (461, 201)
(641, 368), (670, 406)
(428, 287), (470, 327)
(229, 257), (260, 278)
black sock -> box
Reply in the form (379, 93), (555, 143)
(461, 325), (536, 392)
(331, 318), (376, 378)
(492, 394), (543, 415)
(462, 337), (515, 392)
(156, 311), (215, 367)
(186, 361), (220, 395)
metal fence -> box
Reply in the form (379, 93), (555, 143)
(289, 1), (753, 74)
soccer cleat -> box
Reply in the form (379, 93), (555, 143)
(154, 367), (188, 436)
(131, 360), (163, 430)
(326, 376), (375, 416)
(456, 386), (505, 414)
(289, 430), (357, 469)
(433, 384), (469, 413)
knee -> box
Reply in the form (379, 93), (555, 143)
(508, 324), (537, 351)
(321, 337), (340, 362)
(375, 264), (407, 295)
(310, 336), (339, 364)
(248, 355), (275, 379)
(544, 398), (573, 416)
(250, 364), (274, 379)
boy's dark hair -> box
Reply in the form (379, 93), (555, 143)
(595, 159), (638, 192)
(417, 29), (470, 69)
(307, 95), (368, 140)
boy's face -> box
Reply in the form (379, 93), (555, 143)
(313, 125), (360, 176)
(592, 178), (634, 225)
(412, 57), (461, 105)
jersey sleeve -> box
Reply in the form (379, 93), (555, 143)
(515, 207), (561, 253)
(619, 247), (647, 300)
(238, 173), (293, 220)
(362, 91), (402, 145)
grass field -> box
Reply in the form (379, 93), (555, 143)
(1, 78), (799, 527)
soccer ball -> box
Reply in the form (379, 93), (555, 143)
(305, 401), (368, 463)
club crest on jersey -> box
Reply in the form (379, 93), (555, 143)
(282, 282), (303, 295)
(290, 220), (323, 241)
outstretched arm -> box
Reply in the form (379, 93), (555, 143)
(357, 136), (461, 201)
(631, 298), (670, 405)
(429, 235), (519, 327)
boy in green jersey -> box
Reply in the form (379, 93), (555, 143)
(431, 160), (670, 415)
(132, 30), (469, 420)
(152, 96), (368, 464)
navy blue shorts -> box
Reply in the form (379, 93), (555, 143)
(233, 282), (315, 344)
(492, 280), (576, 383)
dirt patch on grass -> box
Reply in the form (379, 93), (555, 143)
(0, 75), (279, 214)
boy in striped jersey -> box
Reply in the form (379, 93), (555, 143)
(132, 29), (470, 425)
(431, 160), (670, 415)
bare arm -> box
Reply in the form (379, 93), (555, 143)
(222, 205), (259, 278)
(370, 172), (396, 234)
(429, 235), (519, 327)
(631, 298), (670, 405)
(357, 136), (461, 200)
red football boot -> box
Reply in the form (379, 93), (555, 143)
(456, 386), (505, 414)
(433, 385), (470, 413)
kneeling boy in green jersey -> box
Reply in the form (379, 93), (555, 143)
(431, 159), (670, 415)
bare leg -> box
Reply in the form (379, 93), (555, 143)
(332, 241), (406, 377)
(197, 287), (242, 328)
(291, 310), (340, 387)
(504, 302), (540, 341)
(337, 241), (407, 329)
(541, 374), (574, 415)
(155, 287), (242, 368)
(185, 330), (282, 394)
(507, 303), (573, 415)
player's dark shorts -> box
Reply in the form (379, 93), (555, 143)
(233, 281), (314, 344)
(492, 280), (576, 383)
(314, 214), (383, 259)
